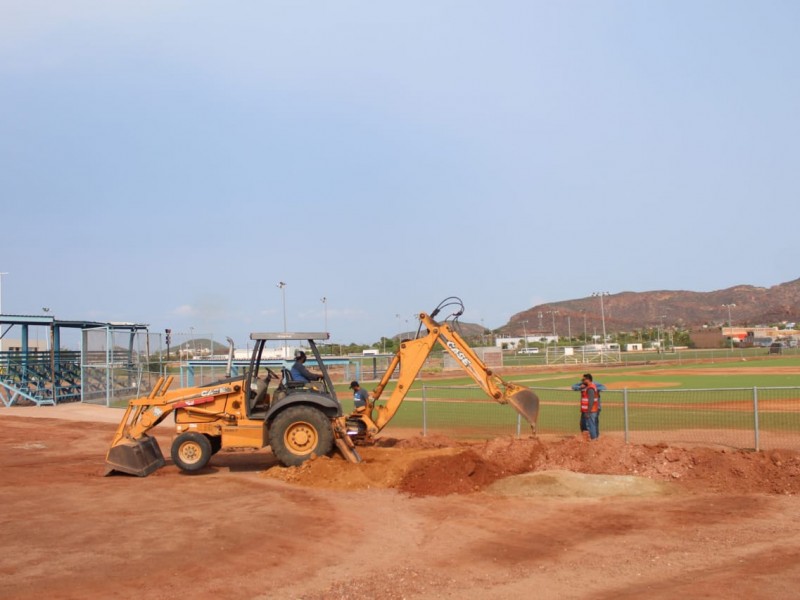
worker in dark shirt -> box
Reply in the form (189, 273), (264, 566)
(289, 350), (323, 383)
(349, 380), (369, 411)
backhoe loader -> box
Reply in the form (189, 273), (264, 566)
(105, 298), (539, 476)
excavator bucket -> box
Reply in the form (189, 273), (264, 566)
(507, 388), (540, 434)
(331, 416), (362, 464)
(105, 435), (165, 477)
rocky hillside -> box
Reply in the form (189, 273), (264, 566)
(499, 278), (800, 336)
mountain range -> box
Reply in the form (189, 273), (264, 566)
(498, 278), (800, 337)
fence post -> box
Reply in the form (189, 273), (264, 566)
(516, 413), (521, 438)
(623, 388), (629, 444)
(753, 386), (760, 452)
(422, 383), (427, 437)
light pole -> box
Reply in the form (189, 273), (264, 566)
(0, 272), (7, 353)
(277, 282), (287, 332)
(521, 320), (528, 350)
(582, 309), (587, 343)
(395, 313), (402, 344)
(546, 310), (559, 351)
(320, 297), (328, 333)
(722, 303), (736, 350)
(546, 310), (559, 336)
(592, 292), (609, 345)
(592, 292), (609, 363)
(277, 281), (287, 356)
(658, 314), (666, 353)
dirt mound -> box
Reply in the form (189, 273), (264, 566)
(263, 434), (800, 498)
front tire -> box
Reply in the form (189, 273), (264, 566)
(171, 432), (213, 472)
(269, 405), (334, 467)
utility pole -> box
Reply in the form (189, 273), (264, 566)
(521, 320), (528, 350)
(722, 303), (736, 350)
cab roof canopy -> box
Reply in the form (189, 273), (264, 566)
(249, 332), (330, 342)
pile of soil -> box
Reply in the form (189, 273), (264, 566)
(262, 434), (800, 497)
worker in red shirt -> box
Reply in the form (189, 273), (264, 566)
(578, 373), (600, 440)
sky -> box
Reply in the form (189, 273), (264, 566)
(1, 1), (799, 347)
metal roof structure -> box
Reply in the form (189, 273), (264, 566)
(0, 315), (148, 329)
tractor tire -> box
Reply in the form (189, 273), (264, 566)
(208, 435), (222, 455)
(269, 405), (334, 467)
(171, 432), (213, 472)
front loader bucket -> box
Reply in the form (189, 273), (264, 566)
(508, 388), (540, 434)
(105, 435), (165, 477)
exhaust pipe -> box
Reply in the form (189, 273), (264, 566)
(225, 337), (235, 378)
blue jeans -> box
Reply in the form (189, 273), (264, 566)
(585, 412), (599, 440)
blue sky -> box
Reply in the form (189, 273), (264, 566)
(1, 1), (798, 346)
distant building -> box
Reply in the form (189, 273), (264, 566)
(2, 339), (48, 353)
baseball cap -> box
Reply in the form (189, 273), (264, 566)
(349, 380), (359, 389)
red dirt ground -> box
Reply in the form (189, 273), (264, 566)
(2, 406), (800, 600)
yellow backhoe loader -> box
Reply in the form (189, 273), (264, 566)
(105, 298), (539, 476)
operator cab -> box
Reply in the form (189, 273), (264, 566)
(245, 332), (335, 420)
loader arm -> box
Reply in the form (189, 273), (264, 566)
(361, 312), (539, 436)
(105, 376), (239, 476)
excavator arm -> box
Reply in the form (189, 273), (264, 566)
(352, 310), (539, 438)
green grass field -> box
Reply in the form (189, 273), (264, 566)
(336, 354), (800, 441)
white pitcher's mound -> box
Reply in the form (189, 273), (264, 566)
(488, 469), (676, 498)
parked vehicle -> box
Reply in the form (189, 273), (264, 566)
(517, 347), (540, 355)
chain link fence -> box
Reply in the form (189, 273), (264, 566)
(502, 345), (800, 367)
(81, 327), (162, 406)
(410, 384), (800, 451)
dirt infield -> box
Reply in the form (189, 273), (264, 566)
(2, 407), (800, 599)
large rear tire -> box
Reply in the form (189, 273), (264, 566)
(171, 432), (213, 472)
(269, 405), (334, 467)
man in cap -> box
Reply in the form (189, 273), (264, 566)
(290, 350), (324, 383)
(349, 380), (369, 411)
